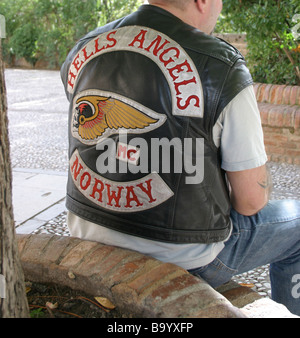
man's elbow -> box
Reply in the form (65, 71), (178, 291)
(231, 195), (269, 216)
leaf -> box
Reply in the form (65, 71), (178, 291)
(94, 297), (116, 310)
(46, 301), (58, 310)
(239, 283), (255, 288)
(67, 271), (76, 279)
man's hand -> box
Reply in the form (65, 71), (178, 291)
(226, 164), (272, 216)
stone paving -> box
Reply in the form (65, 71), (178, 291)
(5, 68), (300, 303)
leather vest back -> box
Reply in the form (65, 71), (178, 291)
(61, 5), (253, 243)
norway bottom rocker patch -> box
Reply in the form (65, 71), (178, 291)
(70, 149), (174, 212)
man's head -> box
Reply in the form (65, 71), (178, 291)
(147, 0), (223, 35)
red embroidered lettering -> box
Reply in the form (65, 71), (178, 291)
(106, 31), (117, 48)
(94, 37), (106, 53)
(82, 46), (94, 62)
(71, 156), (83, 180)
(177, 95), (200, 110)
(106, 184), (123, 207)
(159, 47), (180, 67)
(70, 146), (173, 212)
(128, 29), (148, 49)
(125, 186), (143, 208)
(174, 77), (197, 96)
(90, 178), (105, 202)
(136, 179), (156, 203)
(168, 60), (193, 81)
(72, 54), (84, 72)
(80, 172), (91, 191)
(144, 35), (170, 56)
(68, 70), (77, 89)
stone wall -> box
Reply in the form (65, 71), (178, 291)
(253, 83), (300, 165)
(216, 34), (300, 166)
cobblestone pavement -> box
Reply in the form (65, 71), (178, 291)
(5, 68), (300, 300)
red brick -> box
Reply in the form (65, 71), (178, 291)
(102, 255), (159, 286)
(264, 139), (278, 147)
(253, 83), (262, 99)
(282, 105), (297, 128)
(295, 109), (300, 129)
(274, 85), (287, 105)
(127, 263), (186, 296)
(150, 273), (204, 302)
(269, 85), (278, 104)
(294, 158), (300, 165)
(258, 103), (273, 124)
(157, 285), (242, 318)
(262, 126), (283, 134)
(192, 302), (246, 318)
(92, 247), (134, 276)
(266, 145), (286, 155)
(257, 83), (267, 102)
(17, 234), (31, 255)
(262, 84), (274, 103)
(289, 134), (300, 146)
(268, 106), (288, 127)
(20, 234), (54, 263)
(219, 285), (261, 308)
(281, 142), (297, 149)
(285, 149), (300, 157)
(290, 86), (300, 105)
(42, 235), (80, 264)
(272, 134), (289, 143)
(282, 86), (293, 105)
(59, 240), (99, 268)
(73, 244), (116, 276)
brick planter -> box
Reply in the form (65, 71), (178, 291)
(254, 83), (300, 165)
(17, 233), (245, 318)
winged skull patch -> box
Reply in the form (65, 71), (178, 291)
(72, 90), (166, 145)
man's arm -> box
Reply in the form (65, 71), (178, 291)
(226, 164), (272, 216)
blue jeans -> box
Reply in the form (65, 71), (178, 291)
(188, 200), (300, 316)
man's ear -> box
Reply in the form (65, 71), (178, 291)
(195, 0), (207, 14)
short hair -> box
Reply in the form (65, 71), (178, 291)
(148, 0), (191, 10)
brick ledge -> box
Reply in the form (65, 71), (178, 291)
(17, 233), (245, 318)
(253, 83), (300, 165)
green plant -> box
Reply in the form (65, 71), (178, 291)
(30, 307), (46, 318)
(0, 0), (143, 68)
(221, 0), (300, 85)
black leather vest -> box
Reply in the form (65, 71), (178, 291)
(61, 5), (253, 243)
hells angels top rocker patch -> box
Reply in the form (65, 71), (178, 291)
(67, 25), (204, 119)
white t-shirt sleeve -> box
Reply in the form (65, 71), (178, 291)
(219, 85), (268, 172)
